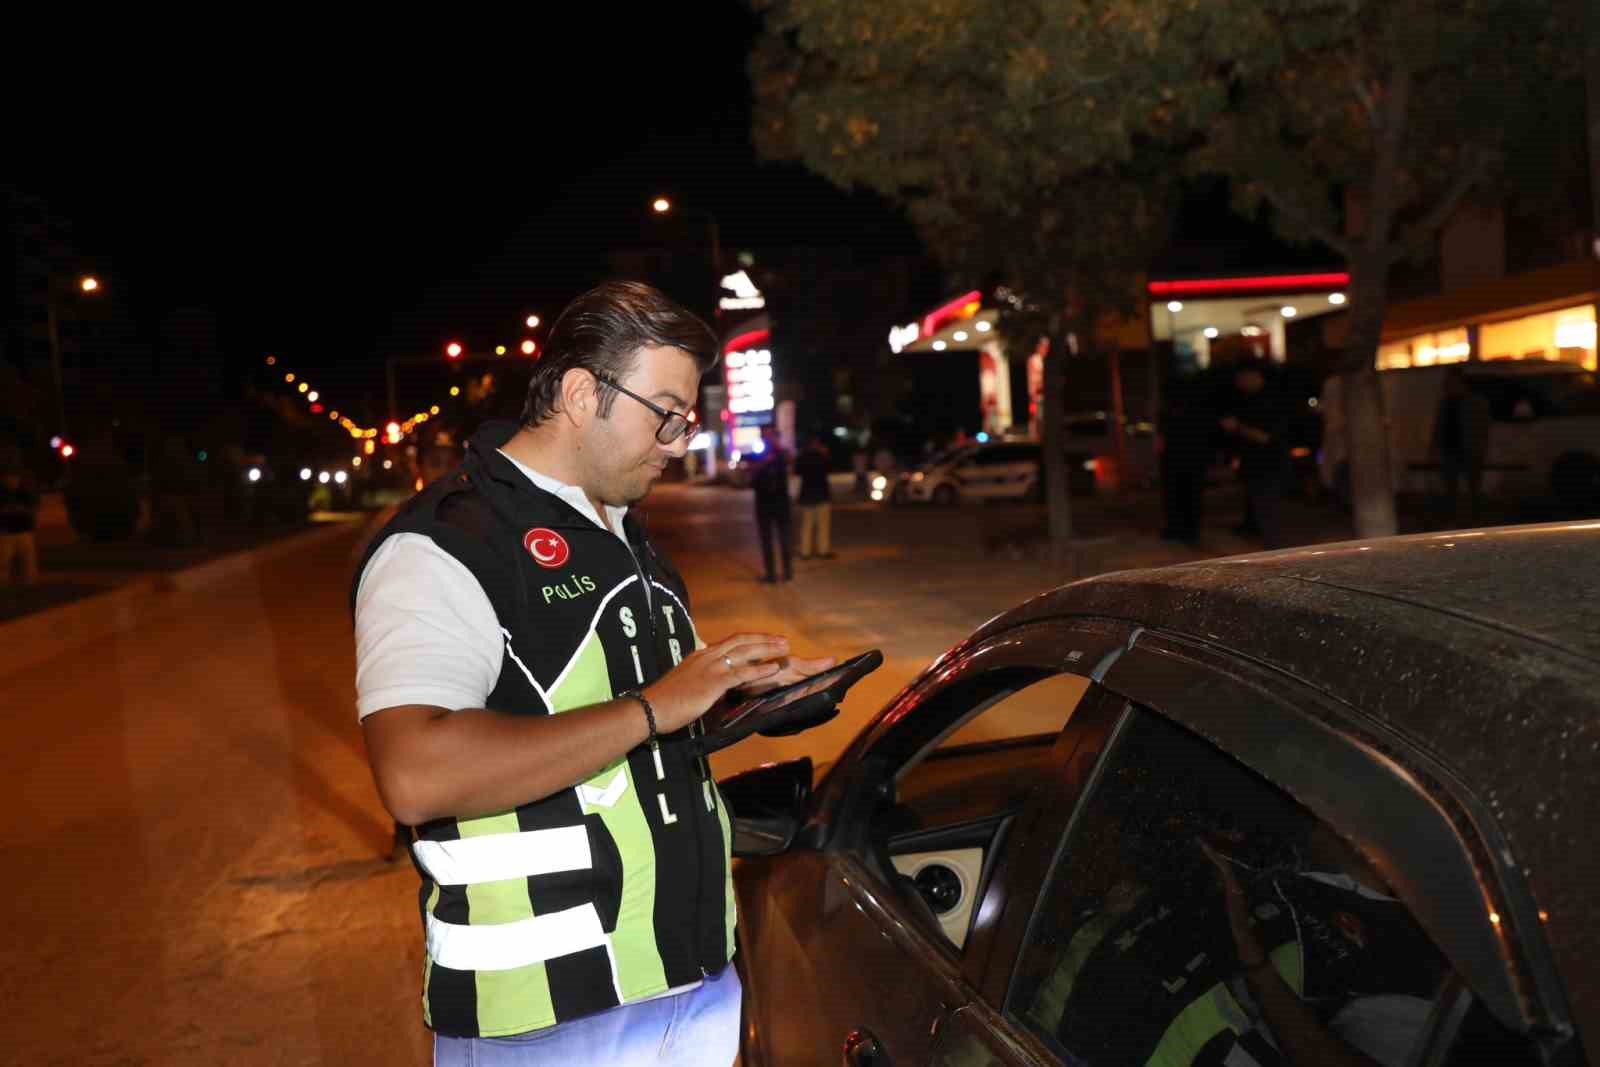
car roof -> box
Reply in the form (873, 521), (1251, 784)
(978, 521), (1600, 1031)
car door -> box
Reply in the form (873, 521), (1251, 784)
(958, 448), (1003, 499)
(952, 632), (1577, 1067)
(996, 445), (1041, 499)
(735, 621), (1135, 1066)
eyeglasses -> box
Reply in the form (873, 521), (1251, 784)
(595, 373), (697, 444)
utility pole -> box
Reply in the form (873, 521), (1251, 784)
(1588, 0), (1600, 259)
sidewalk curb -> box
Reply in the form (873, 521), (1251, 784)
(0, 520), (357, 678)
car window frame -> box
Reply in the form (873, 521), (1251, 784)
(973, 628), (1571, 1052)
(806, 620), (1139, 990)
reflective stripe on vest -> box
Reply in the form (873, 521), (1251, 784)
(426, 902), (608, 972)
(412, 824), (592, 886)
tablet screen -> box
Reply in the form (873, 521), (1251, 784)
(719, 658), (863, 729)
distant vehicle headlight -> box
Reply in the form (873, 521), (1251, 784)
(872, 475), (888, 491)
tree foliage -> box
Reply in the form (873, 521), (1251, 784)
(752, 0), (1586, 539)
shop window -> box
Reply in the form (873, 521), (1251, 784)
(1479, 305), (1596, 372)
(1376, 327), (1470, 370)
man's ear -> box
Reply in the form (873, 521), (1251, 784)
(558, 368), (596, 426)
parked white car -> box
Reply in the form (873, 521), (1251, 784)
(1320, 362), (1600, 511)
(895, 442), (1042, 505)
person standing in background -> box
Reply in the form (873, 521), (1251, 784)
(1430, 367), (1491, 528)
(0, 444), (40, 587)
(795, 435), (834, 560)
(1157, 378), (1215, 546)
(1220, 363), (1291, 550)
(750, 425), (794, 583)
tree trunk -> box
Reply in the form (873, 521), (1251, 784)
(1041, 322), (1075, 570)
(1340, 256), (1398, 538)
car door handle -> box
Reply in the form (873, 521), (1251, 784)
(843, 1027), (891, 1067)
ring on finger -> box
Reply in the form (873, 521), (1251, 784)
(723, 654), (735, 671)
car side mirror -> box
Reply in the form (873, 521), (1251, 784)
(719, 757), (813, 857)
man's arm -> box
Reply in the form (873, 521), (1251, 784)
(363, 632), (791, 825)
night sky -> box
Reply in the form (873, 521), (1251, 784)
(10, 6), (921, 413)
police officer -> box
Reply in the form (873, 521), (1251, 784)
(354, 281), (832, 1065)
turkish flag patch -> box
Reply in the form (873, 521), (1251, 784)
(523, 528), (571, 569)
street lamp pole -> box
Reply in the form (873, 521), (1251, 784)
(45, 298), (68, 439)
(45, 275), (102, 439)
(652, 197), (723, 311)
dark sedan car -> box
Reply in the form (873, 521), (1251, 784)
(722, 522), (1598, 1067)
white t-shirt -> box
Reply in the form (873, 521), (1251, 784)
(354, 452), (630, 720)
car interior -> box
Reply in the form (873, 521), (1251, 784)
(1004, 705), (1546, 1067)
(860, 673), (1090, 951)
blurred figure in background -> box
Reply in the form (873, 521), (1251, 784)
(795, 435), (834, 560)
(1429, 367), (1490, 528)
(750, 425), (793, 583)
(1220, 363), (1291, 550)
(0, 444), (41, 587)
(1157, 377), (1215, 546)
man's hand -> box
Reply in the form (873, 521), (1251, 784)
(644, 633), (790, 733)
(736, 654), (837, 695)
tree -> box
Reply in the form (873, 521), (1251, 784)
(1167, 0), (1582, 536)
(755, 0), (1585, 542)
(750, 0), (1182, 560)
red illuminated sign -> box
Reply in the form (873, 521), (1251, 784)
(723, 328), (771, 355)
(921, 290), (983, 338)
(1147, 273), (1350, 298)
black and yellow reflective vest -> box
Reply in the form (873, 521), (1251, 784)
(352, 421), (735, 1039)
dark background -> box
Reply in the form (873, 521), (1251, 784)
(5, 5), (923, 415)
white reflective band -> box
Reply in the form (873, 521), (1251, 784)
(413, 825), (591, 887)
(426, 902), (608, 972)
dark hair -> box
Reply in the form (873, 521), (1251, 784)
(521, 281), (719, 427)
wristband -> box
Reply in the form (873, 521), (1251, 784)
(623, 689), (658, 743)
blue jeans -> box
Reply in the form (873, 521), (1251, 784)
(433, 965), (741, 1066)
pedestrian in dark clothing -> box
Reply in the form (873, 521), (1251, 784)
(1430, 368), (1491, 527)
(1157, 380), (1214, 545)
(1220, 364), (1291, 550)
(0, 444), (41, 587)
(795, 436), (834, 560)
(751, 427), (794, 583)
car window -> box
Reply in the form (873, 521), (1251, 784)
(887, 674), (1088, 837)
(1006, 708), (1541, 1067)
(862, 674), (1091, 953)
(1548, 371), (1600, 416)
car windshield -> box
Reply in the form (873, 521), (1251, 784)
(922, 446), (975, 469)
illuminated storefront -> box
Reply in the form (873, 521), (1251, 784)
(1378, 259), (1600, 372)
(1146, 272), (1351, 371)
(887, 290), (1017, 435)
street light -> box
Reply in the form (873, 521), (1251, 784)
(525, 315), (540, 329)
(649, 195), (723, 294)
(46, 274), (104, 437)
(446, 341), (463, 359)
